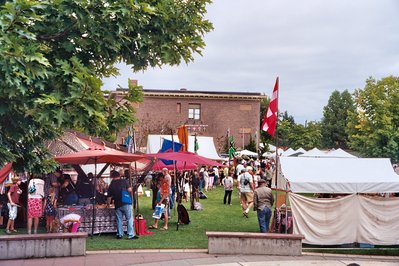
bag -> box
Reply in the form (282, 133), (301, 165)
(121, 190), (132, 204)
(28, 181), (36, 194)
(152, 204), (165, 219)
(199, 191), (207, 199)
(177, 204), (190, 224)
(194, 202), (203, 211)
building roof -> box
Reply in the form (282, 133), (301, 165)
(113, 88), (266, 100)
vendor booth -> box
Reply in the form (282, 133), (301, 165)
(278, 157), (399, 245)
(54, 147), (146, 235)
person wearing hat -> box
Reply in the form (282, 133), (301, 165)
(254, 179), (274, 233)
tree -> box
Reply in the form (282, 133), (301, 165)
(0, 0), (213, 173)
(244, 134), (257, 152)
(347, 76), (399, 161)
(278, 119), (322, 150)
(320, 90), (354, 149)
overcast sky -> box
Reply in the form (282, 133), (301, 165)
(102, 0), (399, 123)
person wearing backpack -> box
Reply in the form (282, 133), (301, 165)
(222, 172), (234, 205)
(107, 170), (138, 240)
(239, 167), (255, 218)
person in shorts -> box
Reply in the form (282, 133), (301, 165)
(6, 176), (22, 234)
(149, 171), (170, 230)
(239, 167), (255, 218)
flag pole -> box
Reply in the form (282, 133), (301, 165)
(227, 128), (230, 168)
(261, 76), (279, 233)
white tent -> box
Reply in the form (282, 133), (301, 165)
(281, 148), (296, 157)
(279, 157), (399, 245)
(327, 148), (357, 158)
(298, 147), (329, 158)
(236, 149), (258, 157)
(146, 135), (224, 161)
(295, 147), (307, 154)
(280, 157), (399, 193)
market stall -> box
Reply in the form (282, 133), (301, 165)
(54, 147), (146, 235)
(279, 157), (399, 245)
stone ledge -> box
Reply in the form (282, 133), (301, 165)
(206, 231), (304, 240)
(206, 231), (303, 256)
(0, 233), (87, 259)
(0, 232), (88, 241)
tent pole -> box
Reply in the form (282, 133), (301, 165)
(131, 128), (139, 235)
(273, 84), (280, 233)
(285, 179), (288, 234)
(91, 158), (97, 238)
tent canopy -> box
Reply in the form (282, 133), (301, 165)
(235, 149), (258, 157)
(55, 148), (145, 165)
(298, 147), (328, 157)
(327, 148), (357, 158)
(280, 157), (399, 193)
(146, 135), (223, 160)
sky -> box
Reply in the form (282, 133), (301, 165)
(102, 0), (399, 124)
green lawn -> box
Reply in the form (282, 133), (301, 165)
(87, 186), (260, 250)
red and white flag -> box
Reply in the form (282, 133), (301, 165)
(261, 77), (279, 137)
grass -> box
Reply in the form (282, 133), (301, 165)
(87, 186), (260, 250)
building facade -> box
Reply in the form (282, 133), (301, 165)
(113, 86), (266, 154)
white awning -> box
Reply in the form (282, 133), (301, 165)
(236, 149), (258, 157)
(280, 157), (399, 193)
(327, 148), (357, 158)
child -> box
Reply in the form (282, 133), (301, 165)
(59, 213), (81, 232)
(6, 176), (22, 234)
(44, 187), (57, 233)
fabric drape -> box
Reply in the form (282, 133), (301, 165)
(289, 193), (399, 245)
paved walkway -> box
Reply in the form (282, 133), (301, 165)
(1, 250), (398, 266)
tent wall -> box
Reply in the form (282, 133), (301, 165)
(289, 193), (399, 245)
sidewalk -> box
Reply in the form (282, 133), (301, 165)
(2, 250), (399, 266)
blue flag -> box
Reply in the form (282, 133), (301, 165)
(160, 139), (183, 165)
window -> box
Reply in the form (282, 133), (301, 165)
(177, 103), (181, 113)
(188, 104), (201, 120)
(239, 104), (252, 111)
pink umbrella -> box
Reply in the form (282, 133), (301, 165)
(54, 147), (145, 164)
(0, 163), (13, 184)
(151, 160), (198, 171)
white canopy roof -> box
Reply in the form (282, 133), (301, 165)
(280, 157), (399, 193)
(236, 149), (258, 157)
(296, 147), (307, 153)
(146, 135), (224, 160)
(298, 147), (329, 157)
(281, 148), (296, 157)
(327, 148), (357, 158)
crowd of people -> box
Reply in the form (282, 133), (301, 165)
(1, 156), (279, 237)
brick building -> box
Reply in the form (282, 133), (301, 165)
(112, 85), (266, 154)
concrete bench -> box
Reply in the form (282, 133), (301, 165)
(206, 231), (304, 256)
(0, 232), (88, 259)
